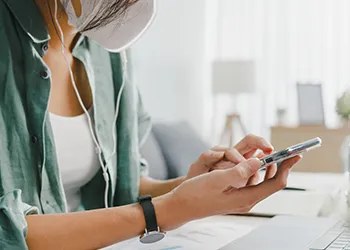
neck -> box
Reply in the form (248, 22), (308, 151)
(35, 0), (78, 51)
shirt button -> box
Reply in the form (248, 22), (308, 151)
(31, 135), (38, 144)
(40, 69), (50, 79)
(41, 43), (49, 53)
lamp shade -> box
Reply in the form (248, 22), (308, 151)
(212, 60), (257, 95)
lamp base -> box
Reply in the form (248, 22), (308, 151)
(220, 113), (248, 147)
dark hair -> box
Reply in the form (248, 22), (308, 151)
(61, 0), (136, 32)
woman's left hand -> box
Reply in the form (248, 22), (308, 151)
(186, 134), (277, 187)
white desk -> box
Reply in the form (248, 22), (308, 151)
(249, 172), (345, 217)
(109, 215), (266, 250)
(109, 172), (344, 250)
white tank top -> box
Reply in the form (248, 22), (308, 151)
(49, 108), (100, 212)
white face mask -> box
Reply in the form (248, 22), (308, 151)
(61, 0), (156, 52)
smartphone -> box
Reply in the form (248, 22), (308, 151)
(260, 137), (322, 168)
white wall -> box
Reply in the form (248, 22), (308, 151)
(130, 0), (215, 139)
(215, 0), (350, 136)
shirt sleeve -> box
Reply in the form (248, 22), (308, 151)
(137, 89), (152, 177)
(0, 189), (39, 250)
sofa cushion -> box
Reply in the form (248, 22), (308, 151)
(152, 122), (211, 178)
(140, 130), (168, 180)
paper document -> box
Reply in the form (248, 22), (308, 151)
(105, 221), (253, 250)
(249, 190), (328, 217)
(286, 172), (344, 192)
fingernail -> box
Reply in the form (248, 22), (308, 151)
(215, 152), (225, 158)
(294, 155), (303, 164)
(262, 140), (273, 149)
(250, 158), (262, 165)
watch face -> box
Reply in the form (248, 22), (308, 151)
(140, 231), (165, 244)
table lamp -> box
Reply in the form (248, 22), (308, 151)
(212, 60), (257, 147)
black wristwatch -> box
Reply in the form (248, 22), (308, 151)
(138, 195), (166, 244)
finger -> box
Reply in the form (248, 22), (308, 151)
(235, 134), (274, 155)
(243, 149), (259, 159)
(264, 163), (278, 181)
(256, 151), (267, 159)
(213, 149), (245, 170)
(213, 160), (236, 170)
(247, 172), (261, 186)
(240, 156), (302, 203)
(196, 150), (225, 168)
(211, 145), (229, 152)
(222, 158), (262, 185)
(243, 149), (267, 159)
(224, 148), (245, 164)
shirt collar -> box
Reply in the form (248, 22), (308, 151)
(3, 0), (50, 43)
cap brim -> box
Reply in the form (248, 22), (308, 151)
(84, 0), (156, 52)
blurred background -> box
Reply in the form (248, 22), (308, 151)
(130, 0), (350, 176)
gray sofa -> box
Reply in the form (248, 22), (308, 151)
(140, 122), (211, 180)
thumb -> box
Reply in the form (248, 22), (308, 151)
(223, 158), (262, 185)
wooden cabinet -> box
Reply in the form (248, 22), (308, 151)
(271, 126), (350, 173)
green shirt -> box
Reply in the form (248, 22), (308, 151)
(0, 0), (151, 248)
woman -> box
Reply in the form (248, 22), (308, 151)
(0, 0), (301, 249)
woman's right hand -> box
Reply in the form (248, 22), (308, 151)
(157, 155), (301, 231)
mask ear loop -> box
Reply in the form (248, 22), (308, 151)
(53, 0), (127, 209)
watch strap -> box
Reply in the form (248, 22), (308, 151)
(138, 195), (158, 232)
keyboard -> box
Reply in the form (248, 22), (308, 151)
(310, 222), (350, 250)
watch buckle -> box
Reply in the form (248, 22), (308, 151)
(144, 226), (161, 235)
